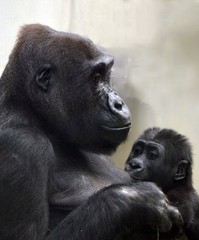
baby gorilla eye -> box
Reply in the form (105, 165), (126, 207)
(148, 150), (158, 160)
(133, 147), (142, 156)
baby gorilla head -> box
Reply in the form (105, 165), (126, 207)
(125, 127), (192, 192)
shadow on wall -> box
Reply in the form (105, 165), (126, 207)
(109, 49), (156, 168)
(110, 1), (199, 173)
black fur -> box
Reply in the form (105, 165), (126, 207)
(125, 127), (199, 239)
(0, 25), (182, 240)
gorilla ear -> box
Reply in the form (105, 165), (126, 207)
(174, 160), (189, 181)
(36, 64), (51, 91)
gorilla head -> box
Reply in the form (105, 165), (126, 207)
(125, 127), (192, 191)
(2, 24), (131, 154)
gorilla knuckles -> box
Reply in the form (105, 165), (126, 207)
(0, 25), (182, 240)
(10, 24), (131, 153)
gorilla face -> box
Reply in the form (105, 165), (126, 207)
(125, 127), (192, 191)
(125, 139), (167, 182)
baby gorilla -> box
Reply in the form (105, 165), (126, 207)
(125, 127), (199, 240)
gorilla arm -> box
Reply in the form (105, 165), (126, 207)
(0, 127), (182, 240)
(47, 182), (182, 240)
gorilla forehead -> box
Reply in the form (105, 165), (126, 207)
(16, 24), (103, 64)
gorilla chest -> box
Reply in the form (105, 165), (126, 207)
(50, 169), (110, 209)
(48, 151), (130, 229)
(49, 151), (128, 210)
(48, 167), (114, 229)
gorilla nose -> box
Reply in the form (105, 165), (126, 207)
(108, 92), (131, 125)
(129, 161), (142, 170)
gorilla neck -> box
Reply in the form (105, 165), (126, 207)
(163, 177), (192, 194)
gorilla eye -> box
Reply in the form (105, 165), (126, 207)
(148, 151), (158, 160)
(94, 73), (103, 82)
(134, 147), (142, 156)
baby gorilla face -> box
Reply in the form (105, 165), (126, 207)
(125, 127), (191, 192)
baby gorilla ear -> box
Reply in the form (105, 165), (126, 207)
(174, 160), (189, 181)
(36, 63), (51, 91)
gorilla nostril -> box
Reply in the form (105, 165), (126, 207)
(114, 101), (123, 111)
(107, 92), (131, 124)
(129, 162), (142, 170)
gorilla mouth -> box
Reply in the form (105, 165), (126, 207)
(125, 167), (145, 180)
(131, 176), (143, 181)
(130, 172), (145, 181)
(102, 123), (131, 131)
(101, 123), (131, 144)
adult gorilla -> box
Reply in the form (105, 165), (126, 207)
(0, 24), (182, 240)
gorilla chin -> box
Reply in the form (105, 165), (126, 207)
(101, 123), (131, 144)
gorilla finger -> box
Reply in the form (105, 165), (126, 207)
(150, 206), (172, 233)
(168, 205), (184, 228)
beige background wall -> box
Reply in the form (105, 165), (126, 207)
(0, 0), (199, 191)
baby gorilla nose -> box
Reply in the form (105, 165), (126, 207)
(129, 161), (142, 170)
